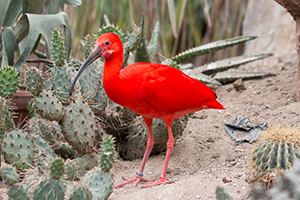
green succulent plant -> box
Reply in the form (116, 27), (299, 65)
(249, 126), (300, 187)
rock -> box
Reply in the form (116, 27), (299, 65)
(233, 79), (245, 91)
(243, 0), (295, 66)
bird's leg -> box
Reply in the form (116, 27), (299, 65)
(114, 117), (154, 188)
(142, 119), (175, 188)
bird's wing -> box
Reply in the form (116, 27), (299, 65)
(124, 63), (220, 113)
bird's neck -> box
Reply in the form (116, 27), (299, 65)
(103, 55), (124, 102)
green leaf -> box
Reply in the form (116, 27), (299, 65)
(196, 53), (273, 75)
(1, 27), (18, 67)
(172, 36), (257, 63)
(182, 69), (221, 85)
(213, 71), (273, 84)
(13, 12), (72, 71)
(0, 0), (10, 27)
(44, 0), (82, 14)
(1, 0), (22, 27)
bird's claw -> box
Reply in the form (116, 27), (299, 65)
(141, 177), (174, 188)
(114, 174), (153, 188)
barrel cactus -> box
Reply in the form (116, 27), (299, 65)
(249, 126), (300, 187)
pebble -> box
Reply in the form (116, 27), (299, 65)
(233, 79), (246, 91)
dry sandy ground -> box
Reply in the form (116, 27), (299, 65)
(110, 52), (300, 200)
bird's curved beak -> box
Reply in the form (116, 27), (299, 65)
(69, 46), (102, 96)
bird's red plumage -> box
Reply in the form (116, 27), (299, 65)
(90, 32), (225, 188)
(114, 62), (224, 119)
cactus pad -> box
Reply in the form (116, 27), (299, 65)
(8, 185), (30, 200)
(0, 165), (19, 185)
(81, 167), (113, 200)
(0, 96), (14, 137)
(69, 186), (92, 200)
(0, 66), (19, 98)
(50, 157), (65, 179)
(28, 117), (64, 148)
(33, 178), (65, 200)
(26, 67), (44, 96)
(83, 34), (92, 59)
(61, 100), (96, 153)
(3, 129), (35, 169)
(51, 28), (66, 66)
(249, 126), (300, 187)
(32, 90), (65, 121)
(100, 135), (115, 172)
(50, 65), (73, 104)
(64, 159), (77, 180)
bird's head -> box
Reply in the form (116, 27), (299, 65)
(69, 33), (122, 96)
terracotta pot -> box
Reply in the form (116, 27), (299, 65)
(11, 90), (33, 127)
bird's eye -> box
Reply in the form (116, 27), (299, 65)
(105, 41), (110, 46)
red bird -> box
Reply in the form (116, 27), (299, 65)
(70, 33), (225, 188)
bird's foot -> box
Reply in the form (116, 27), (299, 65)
(141, 177), (174, 188)
(114, 174), (153, 188)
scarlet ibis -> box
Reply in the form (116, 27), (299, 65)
(69, 33), (225, 188)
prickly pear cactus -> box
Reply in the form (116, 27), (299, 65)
(33, 135), (56, 168)
(55, 142), (77, 158)
(64, 159), (77, 180)
(33, 177), (65, 200)
(61, 100), (96, 153)
(216, 185), (233, 200)
(8, 185), (30, 200)
(50, 157), (64, 179)
(51, 28), (66, 66)
(69, 185), (92, 200)
(83, 34), (92, 59)
(0, 165), (19, 185)
(50, 65), (73, 104)
(28, 117), (64, 148)
(0, 96), (14, 137)
(26, 67), (44, 96)
(3, 129), (35, 170)
(100, 135), (115, 172)
(249, 126), (300, 187)
(81, 167), (113, 200)
(0, 66), (19, 98)
(32, 90), (65, 121)
(79, 60), (102, 102)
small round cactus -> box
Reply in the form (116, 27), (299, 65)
(249, 126), (300, 187)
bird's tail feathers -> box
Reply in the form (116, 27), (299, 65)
(204, 101), (225, 110)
